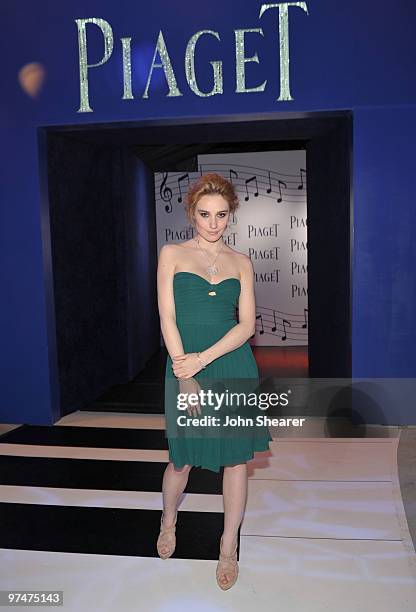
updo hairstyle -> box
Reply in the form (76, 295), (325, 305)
(184, 172), (239, 225)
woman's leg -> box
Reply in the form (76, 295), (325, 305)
(159, 462), (192, 558)
(157, 462), (191, 557)
(222, 462), (248, 553)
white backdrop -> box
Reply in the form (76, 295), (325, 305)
(155, 150), (307, 346)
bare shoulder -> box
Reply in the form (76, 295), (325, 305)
(158, 243), (175, 261)
(158, 242), (194, 273)
(238, 253), (254, 276)
(223, 244), (244, 258)
(158, 244), (183, 273)
(223, 246), (253, 279)
(159, 243), (174, 253)
(225, 245), (252, 265)
(159, 242), (184, 257)
(235, 251), (252, 264)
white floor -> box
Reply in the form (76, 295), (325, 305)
(1, 413), (416, 611)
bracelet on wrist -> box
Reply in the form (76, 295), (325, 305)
(197, 352), (207, 369)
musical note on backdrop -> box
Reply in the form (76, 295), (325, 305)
(229, 168), (238, 184)
(160, 173), (173, 213)
(277, 180), (287, 203)
(271, 309), (277, 332)
(177, 173), (190, 203)
(252, 305), (309, 342)
(266, 170), (272, 194)
(256, 313), (264, 335)
(154, 164), (307, 212)
(245, 175), (259, 201)
(281, 318), (291, 341)
(298, 168), (306, 190)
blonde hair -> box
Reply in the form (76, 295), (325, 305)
(184, 173), (239, 224)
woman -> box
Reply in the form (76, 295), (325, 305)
(156, 172), (272, 590)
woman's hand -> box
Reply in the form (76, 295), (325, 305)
(172, 352), (203, 379)
(178, 377), (203, 417)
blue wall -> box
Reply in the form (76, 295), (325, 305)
(1, 1), (415, 424)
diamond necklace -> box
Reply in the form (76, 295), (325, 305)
(194, 235), (224, 296)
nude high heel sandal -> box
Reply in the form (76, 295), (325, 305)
(157, 510), (178, 559)
(216, 535), (239, 590)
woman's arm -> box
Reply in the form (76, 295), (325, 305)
(199, 255), (256, 367)
(157, 244), (185, 360)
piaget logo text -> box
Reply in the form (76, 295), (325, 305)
(75, 2), (309, 112)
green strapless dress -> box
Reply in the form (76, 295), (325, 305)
(164, 271), (272, 473)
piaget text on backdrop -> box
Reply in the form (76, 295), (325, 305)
(75, 2), (309, 112)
